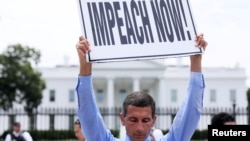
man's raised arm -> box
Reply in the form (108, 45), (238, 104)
(75, 36), (117, 141)
(162, 33), (208, 141)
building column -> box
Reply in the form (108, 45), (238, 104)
(107, 77), (114, 129)
(133, 77), (140, 92)
(157, 77), (167, 129)
(107, 77), (114, 108)
(158, 77), (166, 108)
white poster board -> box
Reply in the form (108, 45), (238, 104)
(77, 0), (202, 63)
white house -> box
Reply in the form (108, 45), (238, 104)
(39, 60), (248, 109)
(0, 59), (248, 134)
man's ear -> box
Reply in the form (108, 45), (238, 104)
(152, 115), (157, 125)
(119, 112), (125, 125)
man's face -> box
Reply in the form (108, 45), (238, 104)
(13, 125), (20, 132)
(120, 105), (156, 141)
(74, 124), (85, 141)
(224, 121), (236, 125)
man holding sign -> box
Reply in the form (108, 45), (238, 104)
(75, 33), (207, 141)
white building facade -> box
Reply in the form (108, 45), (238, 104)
(39, 60), (248, 130)
(40, 60), (248, 109)
(0, 60), (248, 134)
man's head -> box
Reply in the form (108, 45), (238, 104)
(119, 91), (157, 141)
(74, 119), (85, 141)
(12, 122), (21, 132)
(211, 112), (236, 125)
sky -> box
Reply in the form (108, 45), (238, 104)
(0, 0), (250, 86)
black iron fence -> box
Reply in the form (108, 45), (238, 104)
(0, 106), (249, 139)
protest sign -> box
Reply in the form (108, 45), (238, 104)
(77, 0), (202, 63)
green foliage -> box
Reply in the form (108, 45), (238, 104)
(247, 88), (250, 104)
(162, 129), (207, 140)
(30, 130), (75, 140)
(0, 130), (75, 140)
(192, 129), (207, 140)
(0, 44), (46, 114)
(110, 129), (119, 138)
(0, 129), (207, 140)
(247, 88), (250, 124)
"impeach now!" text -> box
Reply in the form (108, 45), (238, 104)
(77, 0), (201, 63)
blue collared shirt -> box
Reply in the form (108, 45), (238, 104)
(76, 72), (205, 141)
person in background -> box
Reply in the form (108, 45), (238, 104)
(5, 122), (33, 141)
(74, 119), (86, 141)
(211, 112), (236, 125)
(75, 33), (207, 141)
(205, 112), (236, 141)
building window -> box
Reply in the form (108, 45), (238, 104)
(230, 89), (236, 103)
(29, 114), (36, 130)
(143, 89), (152, 97)
(96, 89), (104, 103)
(170, 89), (177, 102)
(209, 89), (216, 102)
(69, 89), (75, 102)
(69, 115), (74, 129)
(143, 89), (149, 94)
(8, 115), (15, 129)
(49, 90), (55, 102)
(171, 114), (176, 123)
(119, 89), (126, 103)
(49, 114), (55, 130)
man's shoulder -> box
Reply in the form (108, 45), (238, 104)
(1, 130), (10, 137)
(5, 133), (11, 136)
(22, 131), (31, 135)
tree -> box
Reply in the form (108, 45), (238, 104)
(247, 88), (250, 124)
(0, 44), (46, 115)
